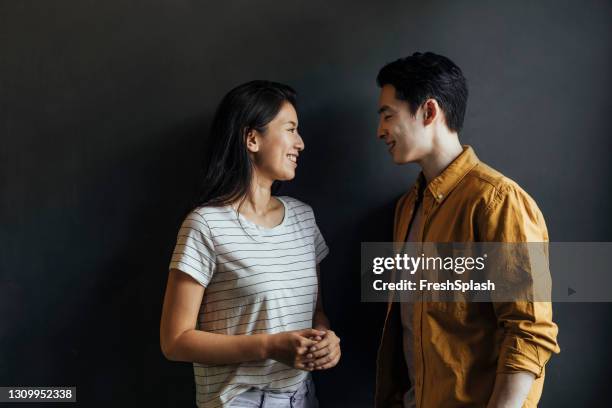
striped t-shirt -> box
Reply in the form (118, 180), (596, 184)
(168, 195), (329, 408)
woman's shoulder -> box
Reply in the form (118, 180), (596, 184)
(277, 195), (314, 214)
(176, 205), (238, 239)
(187, 204), (235, 224)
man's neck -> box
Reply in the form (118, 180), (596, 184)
(418, 133), (463, 183)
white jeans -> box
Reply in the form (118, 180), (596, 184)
(228, 375), (319, 408)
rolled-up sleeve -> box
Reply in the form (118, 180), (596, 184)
(480, 182), (560, 378)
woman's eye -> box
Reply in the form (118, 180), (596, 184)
(289, 128), (297, 133)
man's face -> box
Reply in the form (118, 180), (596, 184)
(377, 84), (430, 164)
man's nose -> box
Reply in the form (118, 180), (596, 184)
(377, 121), (387, 139)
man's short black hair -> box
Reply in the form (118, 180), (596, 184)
(377, 52), (468, 133)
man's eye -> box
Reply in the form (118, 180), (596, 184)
(384, 115), (392, 121)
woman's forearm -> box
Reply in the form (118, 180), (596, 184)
(164, 329), (270, 365)
(313, 265), (329, 330)
(313, 309), (330, 330)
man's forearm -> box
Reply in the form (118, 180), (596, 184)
(487, 372), (535, 408)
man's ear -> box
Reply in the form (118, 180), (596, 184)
(245, 128), (259, 153)
(422, 99), (438, 126)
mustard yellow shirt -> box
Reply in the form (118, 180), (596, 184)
(375, 145), (560, 408)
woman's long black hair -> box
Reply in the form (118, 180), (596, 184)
(192, 80), (297, 209)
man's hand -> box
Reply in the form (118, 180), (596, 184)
(487, 372), (535, 408)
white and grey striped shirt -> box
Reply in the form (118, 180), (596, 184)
(168, 195), (329, 408)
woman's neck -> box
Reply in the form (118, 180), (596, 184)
(235, 173), (276, 216)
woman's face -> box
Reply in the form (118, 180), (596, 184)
(248, 101), (305, 182)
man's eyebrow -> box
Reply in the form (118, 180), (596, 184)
(377, 105), (393, 114)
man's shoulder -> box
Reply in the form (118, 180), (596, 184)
(464, 160), (520, 193)
(466, 161), (511, 190)
(464, 161), (540, 213)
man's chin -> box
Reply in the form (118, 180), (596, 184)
(391, 149), (422, 165)
(392, 155), (414, 165)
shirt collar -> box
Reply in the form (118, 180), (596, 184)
(412, 145), (480, 204)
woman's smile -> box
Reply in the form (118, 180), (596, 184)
(287, 153), (298, 166)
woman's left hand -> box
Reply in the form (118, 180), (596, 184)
(304, 329), (341, 370)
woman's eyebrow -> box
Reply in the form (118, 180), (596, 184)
(284, 120), (298, 126)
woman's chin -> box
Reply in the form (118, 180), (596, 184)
(281, 173), (296, 181)
(270, 169), (296, 182)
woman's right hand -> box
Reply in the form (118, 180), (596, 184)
(266, 329), (326, 371)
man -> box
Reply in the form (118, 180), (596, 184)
(373, 52), (560, 408)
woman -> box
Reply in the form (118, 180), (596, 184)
(160, 80), (340, 408)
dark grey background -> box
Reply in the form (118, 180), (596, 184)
(1, 0), (611, 407)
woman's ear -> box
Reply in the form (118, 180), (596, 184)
(245, 129), (259, 153)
